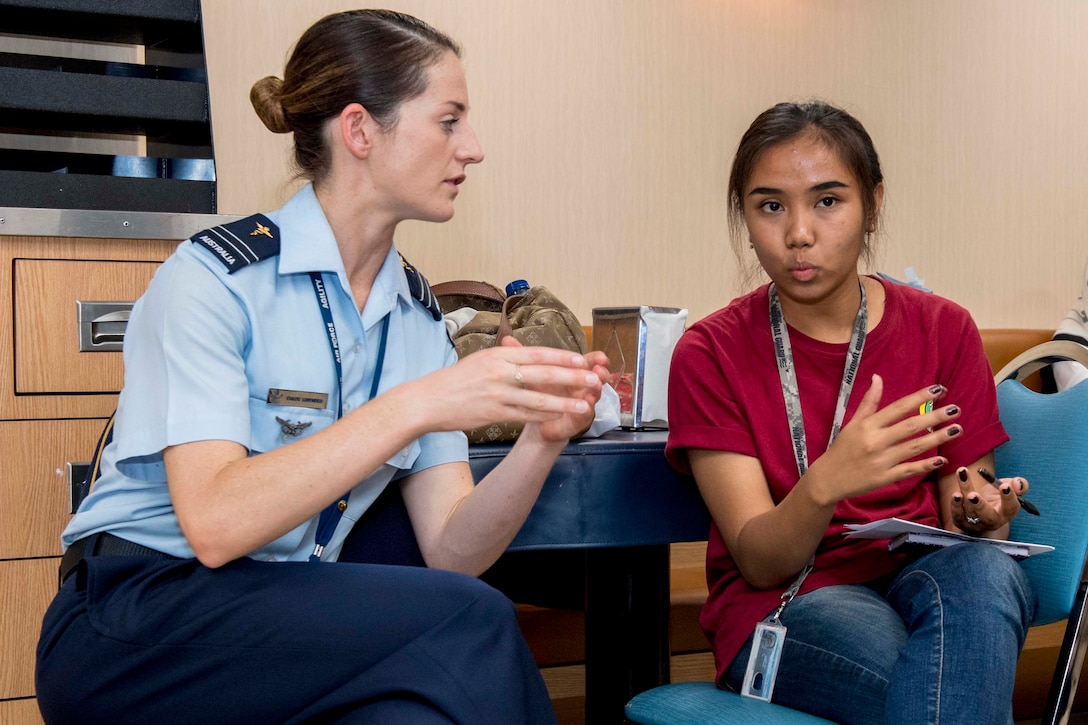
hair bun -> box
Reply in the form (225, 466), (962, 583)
(250, 76), (291, 133)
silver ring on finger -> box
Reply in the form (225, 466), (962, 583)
(966, 516), (980, 525)
(514, 364), (525, 387)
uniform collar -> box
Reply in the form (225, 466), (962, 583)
(364, 247), (414, 328)
(276, 184), (346, 278)
(274, 183), (414, 327)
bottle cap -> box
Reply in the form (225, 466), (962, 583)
(505, 279), (530, 296)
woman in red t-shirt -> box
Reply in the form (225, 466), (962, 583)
(666, 101), (1034, 724)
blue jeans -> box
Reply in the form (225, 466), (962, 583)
(726, 543), (1035, 724)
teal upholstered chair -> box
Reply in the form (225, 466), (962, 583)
(626, 340), (1088, 725)
(625, 681), (834, 724)
(994, 341), (1088, 723)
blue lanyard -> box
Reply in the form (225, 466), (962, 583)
(308, 272), (390, 561)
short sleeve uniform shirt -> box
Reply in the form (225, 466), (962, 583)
(63, 184), (466, 561)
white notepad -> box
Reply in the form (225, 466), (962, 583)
(843, 518), (1053, 560)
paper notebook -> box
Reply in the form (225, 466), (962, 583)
(843, 518), (1053, 560)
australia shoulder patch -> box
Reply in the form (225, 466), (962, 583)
(400, 254), (443, 321)
(191, 214), (280, 273)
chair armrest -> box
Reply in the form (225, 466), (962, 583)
(994, 340), (1088, 385)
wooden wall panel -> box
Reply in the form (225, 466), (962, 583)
(0, 419), (104, 559)
(0, 559), (57, 700)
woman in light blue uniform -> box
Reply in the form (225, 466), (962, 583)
(36, 10), (608, 724)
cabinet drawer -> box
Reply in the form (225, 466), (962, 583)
(0, 236), (178, 420)
(0, 697), (45, 725)
(0, 558), (57, 700)
(13, 258), (162, 395)
(1, 419), (104, 559)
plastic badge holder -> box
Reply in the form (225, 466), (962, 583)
(740, 620), (786, 702)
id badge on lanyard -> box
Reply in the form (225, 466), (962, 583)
(740, 280), (868, 702)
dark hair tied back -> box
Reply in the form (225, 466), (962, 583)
(250, 76), (290, 134)
(249, 9), (461, 184)
(727, 101), (885, 270)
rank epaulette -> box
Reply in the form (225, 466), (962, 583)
(399, 254), (442, 321)
(191, 214), (280, 273)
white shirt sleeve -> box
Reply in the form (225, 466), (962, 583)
(1053, 258), (1088, 391)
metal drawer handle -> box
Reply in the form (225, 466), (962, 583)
(77, 301), (134, 352)
(67, 462), (91, 513)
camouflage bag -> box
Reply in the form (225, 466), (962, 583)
(432, 281), (588, 444)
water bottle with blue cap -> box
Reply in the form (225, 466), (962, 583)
(505, 279), (530, 297)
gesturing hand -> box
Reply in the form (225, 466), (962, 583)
(809, 375), (962, 505)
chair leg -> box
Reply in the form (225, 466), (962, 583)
(1043, 581), (1088, 725)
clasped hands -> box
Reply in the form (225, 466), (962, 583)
(432, 336), (611, 443)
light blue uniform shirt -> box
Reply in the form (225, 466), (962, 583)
(63, 184), (467, 561)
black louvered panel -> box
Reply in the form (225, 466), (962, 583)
(0, 0), (216, 213)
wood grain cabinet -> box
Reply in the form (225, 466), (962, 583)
(0, 208), (232, 722)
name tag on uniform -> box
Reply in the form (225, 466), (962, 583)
(267, 388), (329, 410)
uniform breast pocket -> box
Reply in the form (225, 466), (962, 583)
(249, 397), (336, 453)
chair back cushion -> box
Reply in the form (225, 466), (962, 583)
(625, 682), (835, 724)
(998, 379), (1088, 624)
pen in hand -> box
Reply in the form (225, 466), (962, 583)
(977, 467), (1040, 516)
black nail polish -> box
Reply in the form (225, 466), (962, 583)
(968, 495), (980, 505)
(929, 384), (944, 395)
(947, 426), (961, 437)
(1001, 485), (1011, 495)
(945, 406), (959, 416)
(957, 468), (968, 483)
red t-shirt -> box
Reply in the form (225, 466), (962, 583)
(666, 277), (1007, 681)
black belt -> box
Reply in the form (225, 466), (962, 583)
(59, 532), (180, 587)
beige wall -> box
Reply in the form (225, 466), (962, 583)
(202, 0), (1088, 330)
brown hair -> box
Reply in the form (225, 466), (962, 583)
(250, 10), (461, 185)
(727, 101), (885, 274)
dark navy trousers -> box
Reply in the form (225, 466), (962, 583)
(36, 556), (557, 724)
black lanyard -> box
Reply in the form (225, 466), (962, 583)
(765, 279), (868, 620)
(308, 272), (389, 561)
